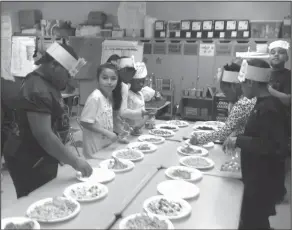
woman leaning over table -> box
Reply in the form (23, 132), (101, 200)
(190, 59), (256, 145)
(2, 42), (93, 199)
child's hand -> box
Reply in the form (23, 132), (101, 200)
(108, 132), (118, 143)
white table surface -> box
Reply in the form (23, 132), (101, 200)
(1, 161), (158, 229)
(1, 120), (244, 229)
(112, 169), (244, 229)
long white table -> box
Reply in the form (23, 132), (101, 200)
(112, 169), (243, 229)
(1, 120), (244, 229)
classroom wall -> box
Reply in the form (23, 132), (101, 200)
(2, 1), (290, 27)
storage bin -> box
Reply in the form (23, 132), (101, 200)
(250, 20), (282, 38)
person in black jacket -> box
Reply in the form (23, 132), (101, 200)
(3, 42), (93, 198)
(223, 58), (288, 230)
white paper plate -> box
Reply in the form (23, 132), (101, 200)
(76, 167), (115, 183)
(112, 148), (144, 162)
(119, 213), (174, 229)
(26, 197), (80, 223)
(63, 182), (108, 202)
(127, 142), (157, 153)
(155, 124), (179, 132)
(138, 135), (165, 144)
(143, 195), (192, 220)
(177, 145), (208, 157)
(166, 120), (189, 127)
(149, 129), (175, 138)
(192, 124), (218, 132)
(185, 139), (214, 149)
(157, 180), (200, 200)
(180, 156), (215, 170)
(100, 159), (135, 173)
(1, 217), (40, 229)
(165, 166), (203, 182)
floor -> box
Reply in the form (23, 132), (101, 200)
(1, 117), (291, 229)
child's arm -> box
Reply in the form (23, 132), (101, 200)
(268, 86), (291, 106)
(80, 96), (117, 141)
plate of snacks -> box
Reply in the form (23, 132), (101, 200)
(180, 156), (215, 170)
(149, 129), (175, 138)
(26, 196), (80, 223)
(166, 120), (189, 128)
(165, 166), (203, 182)
(76, 167), (115, 184)
(185, 139), (215, 149)
(143, 195), (192, 220)
(112, 148), (144, 162)
(177, 145), (208, 157)
(203, 121), (225, 128)
(155, 124), (179, 132)
(138, 135), (165, 145)
(157, 180), (200, 200)
(192, 124), (218, 132)
(127, 142), (157, 154)
(63, 182), (108, 202)
(100, 157), (135, 173)
(119, 213), (174, 229)
(1, 217), (40, 229)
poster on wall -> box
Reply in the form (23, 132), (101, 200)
(117, 2), (146, 29)
(199, 43), (215, 57)
(11, 36), (37, 77)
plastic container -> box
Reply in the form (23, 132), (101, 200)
(250, 20), (282, 38)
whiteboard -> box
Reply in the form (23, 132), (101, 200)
(11, 36), (37, 77)
(101, 40), (144, 64)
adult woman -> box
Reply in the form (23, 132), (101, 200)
(224, 58), (288, 229)
(3, 42), (93, 199)
(190, 60), (256, 145)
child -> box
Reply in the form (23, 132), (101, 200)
(223, 58), (288, 229)
(80, 63), (122, 158)
(125, 62), (150, 135)
(190, 59), (256, 145)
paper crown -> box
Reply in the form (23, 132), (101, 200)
(238, 60), (270, 83)
(236, 51), (270, 59)
(269, 40), (290, 51)
(221, 70), (240, 83)
(119, 55), (137, 69)
(46, 42), (86, 77)
(133, 62), (147, 79)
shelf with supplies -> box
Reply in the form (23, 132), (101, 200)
(212, 94), (229, 122)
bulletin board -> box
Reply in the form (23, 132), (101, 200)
(10, 35), (37, 77)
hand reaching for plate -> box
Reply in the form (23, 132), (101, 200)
(222, 136), (237, 155)
(190, 133), (199, 145)
(74, 158), (93, 178)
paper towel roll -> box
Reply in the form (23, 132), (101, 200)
(144, 15), (157, 38)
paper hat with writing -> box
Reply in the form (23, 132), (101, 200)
(46, 42), (86, 77)
(268, 40), (290, 51)
(133, 62), (147, 79)
(238, 59), (270, 83)
(119, 55), (137, 69)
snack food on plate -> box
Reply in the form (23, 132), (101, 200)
(115, 149), (142, 160)
(108, 157), (128, 170)
(70, 185), (103, 200)
(4, 221), (35, 229)
(28, 197), (78, 221)
(124, 213), (169, 229)
(181, 145), (202, 154)
(183, 157), (210, 168)
(147, 198), (183, 217)
(158, 125), (177, 130)
(195, 126), (215, 131)
(150, 129), (173, 137)
(132, 143), (151, 151)
(171, 169), (192, 180)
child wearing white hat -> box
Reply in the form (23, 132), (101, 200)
(126, 62), (151, 135)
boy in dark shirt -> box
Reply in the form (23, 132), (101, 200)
(223, 58), (289, 229)
(268, 40), (291, 203)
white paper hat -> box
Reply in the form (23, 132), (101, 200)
(133, 62), (147, 79)
(238, 59), (270, 83)
(268, 40), (290, 51)
(119, 55), (137, 69)
(221, 70), (240, 83)
(46, 42), (86, 77)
